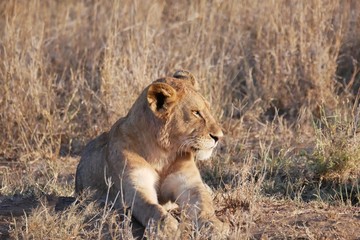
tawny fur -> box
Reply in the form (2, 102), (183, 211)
(75, 71), (226, 236)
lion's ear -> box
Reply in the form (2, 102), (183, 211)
(147, 82), (177, 116)
(173, 70), (199, 90)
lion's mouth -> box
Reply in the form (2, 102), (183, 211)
(191, 146), (198, 151)
(191, 146), (214, 152)
(186, 141), (217, 160)
(188, 139), (218, 154)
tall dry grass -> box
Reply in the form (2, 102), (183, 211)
(1, 0), (360, 239)
(1, 0), (359, 156)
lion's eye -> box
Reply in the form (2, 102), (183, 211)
(192, 110), (202, 118)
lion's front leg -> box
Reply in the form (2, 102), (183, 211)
(160, 155), (227, 232)
(107, 157), (178, 235)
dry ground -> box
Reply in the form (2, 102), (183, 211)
(1, 0), (360, 239)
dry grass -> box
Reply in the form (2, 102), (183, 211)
(1, 0), (359, 239)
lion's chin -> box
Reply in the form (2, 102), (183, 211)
(195, 149), (214, 161)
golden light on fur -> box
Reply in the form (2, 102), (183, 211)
(75, 71), (227, 236)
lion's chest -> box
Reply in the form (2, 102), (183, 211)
(151, 158), (174, 175)
(146, 152), (175, 175)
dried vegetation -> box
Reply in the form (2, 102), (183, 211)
(0, 0), (359, 239)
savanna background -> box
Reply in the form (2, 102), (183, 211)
(0, 0), (359, 239)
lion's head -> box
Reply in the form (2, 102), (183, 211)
(145, 70), (223, 160)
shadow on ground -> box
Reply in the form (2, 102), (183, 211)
(0, 194), (145, 240)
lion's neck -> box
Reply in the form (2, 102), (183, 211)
(111, 113), (177, 171)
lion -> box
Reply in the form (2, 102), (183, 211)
(75, 70), (227, 236)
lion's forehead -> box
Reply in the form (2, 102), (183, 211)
(180, 91), (210, 111)
(155, 76), (217, 122)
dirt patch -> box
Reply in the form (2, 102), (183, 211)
(252, 199), (360, 239)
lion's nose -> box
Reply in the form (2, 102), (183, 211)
(210, 130), (223, 143)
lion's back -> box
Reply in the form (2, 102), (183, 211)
(75, 132), (109, 195)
